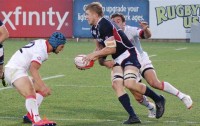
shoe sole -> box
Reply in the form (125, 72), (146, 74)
(156, 96), (166, 119)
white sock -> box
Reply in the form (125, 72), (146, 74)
(36, 92), (44, 107)
(162, 81), (185, 99)
(140, 95), (155, 110)
(25, 96), (41, 122)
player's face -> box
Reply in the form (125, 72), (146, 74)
(54, 45), (64, 54)
(85, 10), (97, 25)
(112, 17), (125, 29)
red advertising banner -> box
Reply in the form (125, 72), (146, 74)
(0, 0), (73, 38)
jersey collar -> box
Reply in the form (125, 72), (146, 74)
(95, 17), (103, 28)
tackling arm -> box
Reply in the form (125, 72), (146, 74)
(139, 21), (151, 39)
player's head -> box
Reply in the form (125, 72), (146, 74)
(48, 32), (66, 53)
(111, 13), (126, 29)
(85, 2), (103, 25)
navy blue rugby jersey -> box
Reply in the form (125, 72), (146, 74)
(91, 17), (134, 59)
(0, 20), (3, 26)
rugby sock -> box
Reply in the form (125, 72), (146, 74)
(139, 95), (155, 110)
(36, 92), (44, 107)
(162, 81), (185, 99)
(118, 93), (137, 117)
(144, 86), (161, 102)
(25, 95), (41, 122)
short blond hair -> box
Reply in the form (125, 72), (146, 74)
(85, 2), (104, 17)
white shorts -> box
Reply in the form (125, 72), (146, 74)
(138, 52), (154, 77)
(4, 67), (28, 86)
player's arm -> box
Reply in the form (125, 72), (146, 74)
(86, 36), (116, 61)
(29, 61), (51, 96)
(94, 39), (103, 51)
(139, 21), (151, 39)
(0, 24), (9, 43)
(98, 57), (115, 69)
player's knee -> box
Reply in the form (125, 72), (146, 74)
(123, 70), (137, 89)
(111, 73), (123, 89)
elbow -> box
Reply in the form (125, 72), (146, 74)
(98, 58), (105, 66)
(110, 47), (116, 54)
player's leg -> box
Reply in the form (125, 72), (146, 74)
(111, 66), (141, 124)
(144, 69), (193, 109)
(130, 91), (156, 118)
(13, 76), (42, 123)
(29, 77), (45, 107)
(4, 68), (41, 123)
(0, 44), (6, 86)
(4, 68), (56, 125)
(21, 77), (45, 123)
(123, 65), (165, 119)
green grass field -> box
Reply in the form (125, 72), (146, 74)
(0, 40), (199, 126)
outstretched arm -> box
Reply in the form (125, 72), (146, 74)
(139, 21), (151, 39)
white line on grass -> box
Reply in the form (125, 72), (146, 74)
(153, 59), (200, 63)
(55, 85), (110, 88)
(0, 74), (65, 91)
(0, 86), (12, 91)
(175, 47), (187, 50)
(149, 55), (157, 57)
(42, 75), (65, 80)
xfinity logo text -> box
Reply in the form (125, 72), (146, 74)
(1, 6), (69, 30)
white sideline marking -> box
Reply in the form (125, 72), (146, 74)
(0, 86), (12, 91)
(0, 116), (199, 124)
(42, 75), (65, 80)
(55, 85), (110, 88)
(149, 55), (157, 57)
(153, 59), (200, 63)
(175, 47), (187, 50)
(0, 74), (65, 91)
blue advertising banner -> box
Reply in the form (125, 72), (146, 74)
(73, 0), (149, 38)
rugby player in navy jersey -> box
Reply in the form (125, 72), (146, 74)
(0, 20), (9, 86)
(83, 2), (165, 124)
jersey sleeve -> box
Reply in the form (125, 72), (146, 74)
(31, 52), (46, 65)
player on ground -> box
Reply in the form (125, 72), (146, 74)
(0, 20), (9, 86)
(4, 32), (66, 126)
(110, 13), (193, 109)
(83, 2), (165, 124)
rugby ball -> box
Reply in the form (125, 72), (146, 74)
(74, 54), (94, 69)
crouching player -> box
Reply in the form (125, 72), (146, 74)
(4, 32), (66, 126)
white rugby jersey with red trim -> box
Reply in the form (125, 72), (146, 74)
(5, 39), (49, 70)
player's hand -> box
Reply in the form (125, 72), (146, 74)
(103, 60), (115, 69)
(41, 86), (51, 96)
(83, 53), (96, 63)
(139, 21), (149, 30)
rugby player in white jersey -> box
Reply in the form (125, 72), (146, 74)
(110, 13), (193, 111)
(4, 32), (66, 126)
(0, 20), (9, 86)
